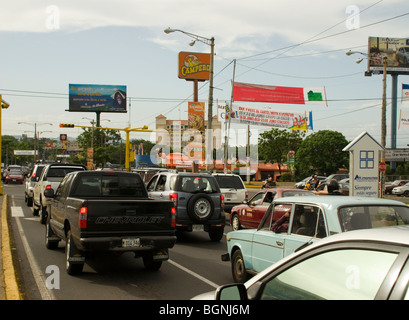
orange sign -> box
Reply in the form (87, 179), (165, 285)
(178, 52), (211, 81)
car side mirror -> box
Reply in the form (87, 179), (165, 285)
(215, 283), (248, 300)
(44, 188), (55, 198)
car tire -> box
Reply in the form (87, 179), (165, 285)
(26, 197), (33, 207)
(45, 218), (59, 250)
(231, 214), (242, 231)
(187, 194), (214, 223)
(40, 203), (47, 224)
(65, 230), (85, 275)
(143, 254), (162, 271)
(232, 249), (249, 283)
(404, 190), (409, 197)
(208, 227), (224, 242)
(33, 206), (40, 216)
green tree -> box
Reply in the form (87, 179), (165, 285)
(258, 128), (305, 174)
(295, 130), (349, 177)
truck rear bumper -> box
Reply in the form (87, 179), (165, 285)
(78, 235), (177, 253)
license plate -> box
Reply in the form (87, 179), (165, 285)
(122, 238), (140, 247)
(192, 224), (204, 232)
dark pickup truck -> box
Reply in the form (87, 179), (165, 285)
(44, 170), (176, 275)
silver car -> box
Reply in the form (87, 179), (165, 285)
(194, 225), (409, 300)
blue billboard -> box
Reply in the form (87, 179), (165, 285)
(69, 84), (127, 113)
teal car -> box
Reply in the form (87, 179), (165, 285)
(223, 195), (409, 283)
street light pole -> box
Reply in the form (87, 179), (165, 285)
(164, 28), (215, 170)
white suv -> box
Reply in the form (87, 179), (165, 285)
(213, 173), (247, 213)
(33, 163), (87, 223)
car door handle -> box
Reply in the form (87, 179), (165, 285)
(276, 241), (284, 246)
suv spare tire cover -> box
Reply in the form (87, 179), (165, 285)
(187, 193), (214, 223)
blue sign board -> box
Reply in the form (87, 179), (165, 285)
(69, 84), (127, 113)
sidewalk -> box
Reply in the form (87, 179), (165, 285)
(0, 194), (22, 300)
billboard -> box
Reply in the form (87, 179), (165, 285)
(232, 82), (327, 106)
(368, 37), (409, 74)
(69, 84), (127, 113)
(188, 102), (205, 132)
(178, 52), (211, 81)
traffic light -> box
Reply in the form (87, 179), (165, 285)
(60, 123), (74, 128)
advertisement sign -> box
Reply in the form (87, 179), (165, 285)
(368, 37), (409, 74)
(69, 84), (127, 113)
(188, 102), (205, 132)
(178, 52), (211, 81)
(217, 104), (313, 131)
(343, 132), (384, 198)
(232, 82), (327, 106)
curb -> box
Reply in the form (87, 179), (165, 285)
(1, 195), (22, 300)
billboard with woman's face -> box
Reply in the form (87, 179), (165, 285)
(69, 84), (127, 113)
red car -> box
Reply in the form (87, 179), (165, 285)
(5, 170), (24, 184)
(229, 188), (316, 231)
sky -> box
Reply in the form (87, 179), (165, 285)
(0, 0), (409, 149)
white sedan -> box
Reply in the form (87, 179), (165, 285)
(392, 182), (409, 197)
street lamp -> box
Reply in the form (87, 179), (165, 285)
(18, 122), (52, 163)
(164, 27), (215, 170)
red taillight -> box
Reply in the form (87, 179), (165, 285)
(220, 194), (225, 208)
(169, 193), (178, 207)
(171, 207), (176, 228)
(46, 184), (52, 190)
(79, 206), (87, 229)
(245, 191), (248, 200)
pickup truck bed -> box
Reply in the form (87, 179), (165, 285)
(45, 170), (176, 275)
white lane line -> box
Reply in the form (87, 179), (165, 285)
(11, 196), (56, 300)
(168, 259), (220, 289)
(11, 206), (24, 217)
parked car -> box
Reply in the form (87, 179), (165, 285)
(24, 164), (46, 207)
(223, 195), (409, 283)
(392, 182), (409, 197)
(294, 175), (326, 189)
(33, 163), (87, 223)
(193, 225), (409, 300)
(230, 188), (315, 231)
(146, 171), (225, 241)
(212, 173), (247, 213)
(385, 180), (409, 195)
(5, 169), (24, 184)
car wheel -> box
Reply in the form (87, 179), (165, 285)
(33, 206), (40, 216)
(187, 194), (214, 223)
(208, 227), (224, 242)
(45, 219), (59, 250)
(143, 254), (162, 271)
(65, 230), (85, 275)
(27, 196), (33, 207)
(231, 214), (242, 231)
(404, 190), (409, 197)
(231, 249), (249, 283)
(40, 204), (47, 224)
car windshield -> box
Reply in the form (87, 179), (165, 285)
(214, 176), (244, 189)
(339, 205), (409, 231)
(178, 176), (219, 193)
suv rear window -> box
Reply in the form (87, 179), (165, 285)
(214, 175), (245, 189)
(47, 167), (85, 178)
(72, 174), (147, 197)
(177, 176), (219, 193)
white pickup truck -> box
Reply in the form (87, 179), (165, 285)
(33, 163), (87, 223)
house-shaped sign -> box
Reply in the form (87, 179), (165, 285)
(343, 131), (384, 197)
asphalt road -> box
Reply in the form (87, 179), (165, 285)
(5, 183), (236, 300)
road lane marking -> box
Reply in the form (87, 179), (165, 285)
(168, 259), (219, 289)
(11, 206), (24, 217)
(11, 196), (56, 300)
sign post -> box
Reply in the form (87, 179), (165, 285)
(343, 132), (384, 198)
